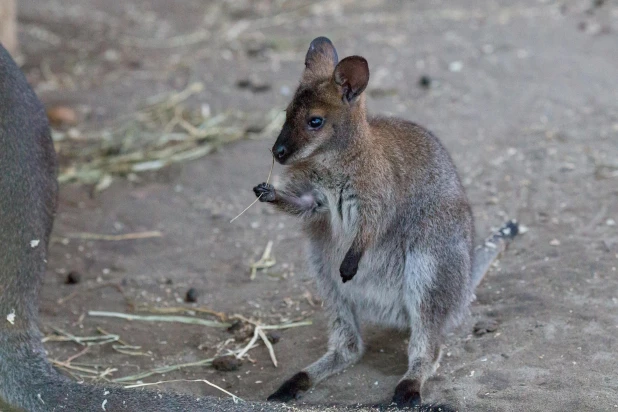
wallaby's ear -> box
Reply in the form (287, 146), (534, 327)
(333, 56), (369, 103)
(303, 36), (339, 80)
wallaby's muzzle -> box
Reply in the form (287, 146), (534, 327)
(272, 120), (295, 164)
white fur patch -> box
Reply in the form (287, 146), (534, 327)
(6, 309), (15, 325)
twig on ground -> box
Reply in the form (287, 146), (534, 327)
(250, 240), (276, 279)
(257, 327), (277, 367)
(112, 358), (215, 383)
(88, 311), (230, 328)
(124, 378), (243, 403)
(57, 282), (128, 305)
(136, 305), (227, 321)
(60, 231), (163, 241)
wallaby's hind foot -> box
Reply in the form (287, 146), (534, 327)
(392, 379), (422, 409)
(267, 371), (312, 402)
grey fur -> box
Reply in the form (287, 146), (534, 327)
(266, 119), (475, 393)
(257, 39), (519, 405)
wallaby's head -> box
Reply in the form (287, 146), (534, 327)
(272, 37), (370, 165)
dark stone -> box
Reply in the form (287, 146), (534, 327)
(65, 271), (81, 285)
(212, 356), (242, 372)
(185, 287), (199, 303)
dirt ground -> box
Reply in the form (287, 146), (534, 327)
(16, 0), (617, 410)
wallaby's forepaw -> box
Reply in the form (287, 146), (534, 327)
(267, 372), (312, 403)
(253, 182), (276, 202)
(340, 248), (362, 283)
(392, 379), (422, 409)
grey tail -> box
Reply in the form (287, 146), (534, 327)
(470, 220), (519, 291)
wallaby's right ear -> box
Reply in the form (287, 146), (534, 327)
(303, 36), (339, 81)
(333, 56), (369, 103)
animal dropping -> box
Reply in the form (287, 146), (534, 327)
(253, 36), (519, 409)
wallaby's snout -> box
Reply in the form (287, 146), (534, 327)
(272, 120), (293, 164)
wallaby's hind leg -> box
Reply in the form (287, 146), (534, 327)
(391, 249), (467, 409)
(268, 299), (363, 402)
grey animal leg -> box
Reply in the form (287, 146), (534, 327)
(268, 300), (363, 402)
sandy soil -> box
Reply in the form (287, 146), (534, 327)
(15, 0), (618, 410)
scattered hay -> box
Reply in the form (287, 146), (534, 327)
(45, 311), (312, 384)
(53, 82), (284, 188)
(249, 240), (276, 280)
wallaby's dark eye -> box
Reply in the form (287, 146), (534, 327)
(308, 117), (324, 129)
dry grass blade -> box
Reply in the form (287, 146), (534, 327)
(257, 327), (277, 367)
(112, 345), (149, 356)
(250, 240), (276, 279)
(236, 327), (261, 360)
(124, 379), (243, 403)
(50, 359), (102, 375)
(61, 231), (163, 241)
(42, 332), (120, 346)
(88, 311), (231, 328)
(136, 305), (227, 321)
(112, 358), (214, 383)
(229, 154), (275, 223)
(258, 320), (313, 330)
(57, 282), (128, 305)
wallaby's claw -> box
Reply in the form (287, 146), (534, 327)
(253, 182), (276, 202)
(267, 372), (311, 403)
(340, 265), (357, 283)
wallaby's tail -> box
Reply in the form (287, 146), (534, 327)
(470, 220), (519, 291)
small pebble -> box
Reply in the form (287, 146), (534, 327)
(227, 320), (243, 333)
(236, 79), (251, 89)
(449, 61), (463, 72)
(185, 288), (199, 303)
(65, 271), (81, 285)
(549, 239), (561, 246)
(212, 356), (242, 372)
(474, 319), (499, 336)
(418, 75), (432, 88)
(266, 331), (281, 344)
(47, 106), (78, 127)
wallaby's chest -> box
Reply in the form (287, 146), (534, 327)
(307, 170), (359, 241)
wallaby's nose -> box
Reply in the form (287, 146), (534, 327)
(274, 145), (287, 159)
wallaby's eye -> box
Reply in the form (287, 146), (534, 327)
(308, 117), (324, 130)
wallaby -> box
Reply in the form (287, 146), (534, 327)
(0, 43), (299, 412)
(253, 37), (519, 409)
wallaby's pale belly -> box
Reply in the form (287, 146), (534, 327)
(309, 186), (424, 330)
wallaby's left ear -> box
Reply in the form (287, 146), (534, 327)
(303, 37), (339, 81)
(333, 56), (369, 103)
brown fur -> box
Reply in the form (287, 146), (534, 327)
(254, 37), (517, 409)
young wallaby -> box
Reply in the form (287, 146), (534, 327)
(0, 43), (298, 412)
(254, 37), (519, 409)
